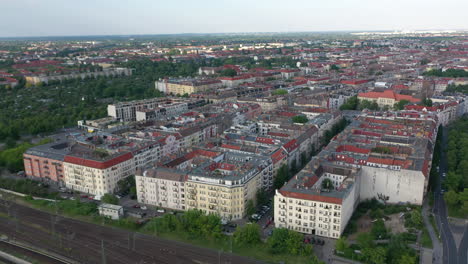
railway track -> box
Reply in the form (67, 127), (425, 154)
(0, 201), (262, 264)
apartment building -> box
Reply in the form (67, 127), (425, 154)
(275, 164), (360, 238)
(358, 90), (420, 109)
(218, 75), (256, 87)
(274, 111), (438, 238)
(23, 138), (71, 185)
(135, 168), (187, 210)
(135, 101), (189, 121)
(155, 78), (223, 95)
(63, 152), (134, 196)
(25, 67), (132, 85)
(237, 96), (287, 112)
(108, 98), (173, 122)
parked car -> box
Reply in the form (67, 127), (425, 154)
(228, 223), (237, 228)
(133, 204), (141, 208)
(157, 209), (165, 213)
(80, 195), (88, 198)
(250, 214), (261, 221)
(140, 206), (147, 210)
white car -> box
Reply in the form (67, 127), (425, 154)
(251, 214), (261, 220)
(157, 209), (165, 213)
(141, 206), (147, 210)
(442, 173), (446, 177)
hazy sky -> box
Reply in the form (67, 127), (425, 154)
(1, 0), (467, 37)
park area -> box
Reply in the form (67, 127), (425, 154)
(335, 198), (431, 264)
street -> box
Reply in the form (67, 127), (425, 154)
(433, 126), (468, 264)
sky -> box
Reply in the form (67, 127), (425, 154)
(1, 0), (467, 37)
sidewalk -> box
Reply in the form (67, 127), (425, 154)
(422, 199), (442, 264)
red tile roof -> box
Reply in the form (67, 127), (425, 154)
(358, 90), (420, 103)
(64, 152), (133, 169)
(279, 190), (342, 204)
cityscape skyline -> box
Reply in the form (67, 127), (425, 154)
(1, 0), (467, 37)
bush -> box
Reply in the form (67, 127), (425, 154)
(233, 223), (261, 246)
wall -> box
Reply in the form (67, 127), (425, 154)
(360, 166), (426, 205)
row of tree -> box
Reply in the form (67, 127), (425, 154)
(443, 117), (468, 218)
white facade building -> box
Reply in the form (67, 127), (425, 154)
(63, 152), (135, 196)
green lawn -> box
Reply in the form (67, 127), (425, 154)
(447, 204), (467, 219)
(421, 228), (433, 249)
(428, 214), (440, 241)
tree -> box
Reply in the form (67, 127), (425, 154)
(246, 199), (256, 216)
(340, 96), (358, 110)
(233, 223), (261, 246)
(220, 68), (237, 77)
(256, 189), (268, 207)
(371, 219), (388, 239)
(292, 115), (308, 124)
(272, 89), (288, 95)
(335, 237), (348, 253)
(394, 100), (410, 110)
(356, 232), (374, 249)
(273, 164), (289, 190)
(445, 190), (460, 206)
(421, 98), (433, 107)
(399, 254), (417, 264)
(409, 210), (423, 229)
(330, 64), (340, 71)
(321, 178), (333, 190)
(362, 246), (387, 264)
(101, 193), (119, 205)
(267, 228), (312, 256)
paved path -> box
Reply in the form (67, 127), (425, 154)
(422, 199), (442, 264)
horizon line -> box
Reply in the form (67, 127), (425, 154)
(1, 28), (467, 40)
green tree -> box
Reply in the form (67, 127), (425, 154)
(246, 199), (256, 216)
(421, 98), (433, 107)
(233, 223), (261, 246)
(272, 89), (288, 95)
(362, 246), (387, 264)
(101, 193), (119, 205)
(394, 99), (410, 110)
(410, 210), (423, 229)
(399, 254), (417, 264)
(321, 178), (333, 190)
(371, 219), (388, 239)
(445, 190), (460, 206)
(256, 189), (268, 207)
(340, 96), (358, 110)
(220, 68), (237, 77)
(273, 164), (289, 190)
(335, 237), (348, 253)
(357, 232), (374, 249)
(292, 115), (308, 124)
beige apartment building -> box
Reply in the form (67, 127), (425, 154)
(135, 168), (187, 210)
(155, 78), (223, 95)
(274, 164), (360, 239)
(63, 152), (135, 196)
(185, 170), (261, 221)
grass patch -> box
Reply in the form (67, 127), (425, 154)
(142, 231), (316, 264)
(447, 204), (467, 219)
(428, 214), (440, 241)
(421, 228), (433, 249)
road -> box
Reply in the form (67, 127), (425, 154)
(433, 126), (468, 264)
(0, 201), (264, 264)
